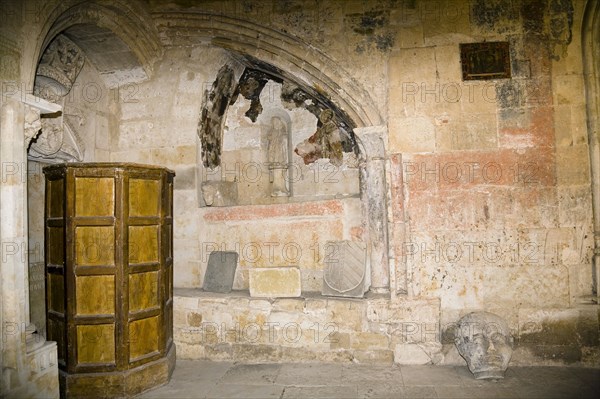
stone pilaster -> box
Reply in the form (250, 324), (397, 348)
(1, 92), (60, 398)
(355, 125), (390, 293)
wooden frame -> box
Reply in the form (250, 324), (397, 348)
(460, 41), (511, 81)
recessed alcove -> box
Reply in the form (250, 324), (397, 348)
(6, 2), (598, 397)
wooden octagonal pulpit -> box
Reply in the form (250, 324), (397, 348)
(43, 163), (176, 398)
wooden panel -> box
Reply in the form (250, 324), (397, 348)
(129, 225), (159, 264)
(44, 164), (174, 385)
(48, 272), (65, 313)
(47, 318), (66, 362)
(75, 177), (115, 217)
(129, 272), (159, 312)
(129, 179), (160, 217)
(75, 226), (115, 266)
(47, 227), (64, 265)
(76, 324), (115, 364)
(167, 265), (173, 300)
(129, 316), (159, 360)
(75, 275), (115, 315)
(167, 224), (172, 258)
(48, 178), (64, 218)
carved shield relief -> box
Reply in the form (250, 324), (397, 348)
(322, 240), (367, 298)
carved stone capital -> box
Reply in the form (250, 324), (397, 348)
(354, 125), (386, 160)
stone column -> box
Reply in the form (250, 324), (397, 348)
(355, 126), (390, 293)
(1, 95), (28, 393)
(1, 92), (60, 397)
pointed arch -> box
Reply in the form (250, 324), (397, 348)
(152, 12), (383, 129)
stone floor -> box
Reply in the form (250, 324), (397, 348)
(138, 360), (599, 398)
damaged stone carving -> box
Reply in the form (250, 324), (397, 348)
(36, 35), (85, 91)
(198, 64), (237, 169)
(455, 312), (514, 380)
(23, 105), (42, 146)
(235, 68), (270, 122)
(200, 181), (238, 207)
(30, 35), (86, 163)
(28, 118), (84, 163)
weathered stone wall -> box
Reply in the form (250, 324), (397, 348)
(7, 0), (599, 372)
(385, 0), (598, 364)
(174, 290), (441, 364)
(25, 50), (114, 337)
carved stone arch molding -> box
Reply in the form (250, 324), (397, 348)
(153, 12), (383, 129)
(25, 0), (163, 89)
(582, 0), (600, 297)
(25, 0), (163, 163)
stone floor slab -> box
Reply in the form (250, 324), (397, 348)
(276, 363), (344, 386)
(342, 363), (403, 383)
(219, 363), (281, 385)
(282, 385), (359, 399)
(400, 365), (462, 386)
(137, 360), (600, 399)
(205, 384), (284, 399)
(358, 384), (437, 399)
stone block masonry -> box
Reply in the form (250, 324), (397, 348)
(249, 267), (302, 298)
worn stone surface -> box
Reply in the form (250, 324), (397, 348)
(8, 4), (600, 395)
(322, 241), (368, 298)
(140, 360), (600, 399)
(455, 312), (513, 380)
(202, 251), (239, 294)
(200, 181), (238, 207)
(394, 343), (434, 365)
(249, 267), (301, 298)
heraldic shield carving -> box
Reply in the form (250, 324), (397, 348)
(322, 241), (368, 298)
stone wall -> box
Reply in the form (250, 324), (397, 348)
(174, 289), (441, 364)
(9, 0), (600, 373)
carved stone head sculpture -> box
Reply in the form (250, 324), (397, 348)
(455, 312), (513, 379)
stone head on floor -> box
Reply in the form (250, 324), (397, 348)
(455, 311), (514, 380)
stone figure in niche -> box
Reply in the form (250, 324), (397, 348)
(266, 117), (289, 197)
(294, 109), (343, 166)
(454, 312), (514, 380)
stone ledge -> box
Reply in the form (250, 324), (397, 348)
(173, 288), (442, 364)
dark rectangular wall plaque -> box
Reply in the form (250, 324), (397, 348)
(460, 42), (511, 80)
(203, 251), (238, 293)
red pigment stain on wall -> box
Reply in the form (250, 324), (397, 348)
(203, 199), (345, 222)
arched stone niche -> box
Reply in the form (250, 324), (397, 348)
(193, 65), (390, 293)
(166, 11), (392, 294)
(199, 75), (362, 207)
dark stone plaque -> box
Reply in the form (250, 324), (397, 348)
(203, 251), (239, 293)
(460, 42), (511, 81)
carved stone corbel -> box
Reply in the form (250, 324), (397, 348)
(24, 105), (42, 147)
